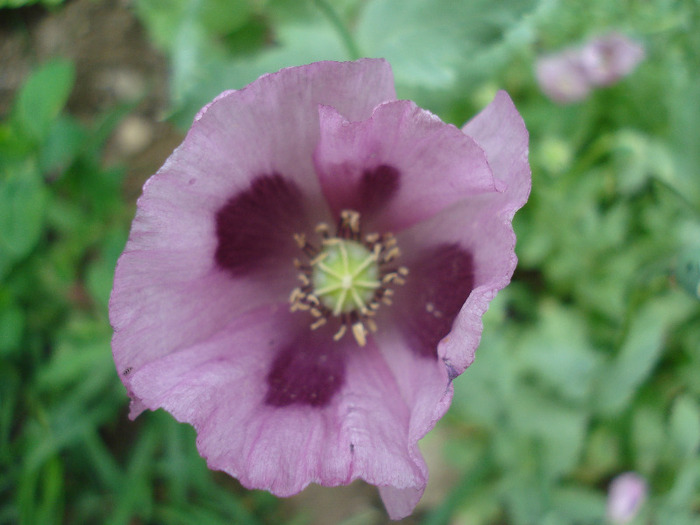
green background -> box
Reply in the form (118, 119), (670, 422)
(1, 0), (699, 523)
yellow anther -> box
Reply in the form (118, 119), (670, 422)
(351, 322), (367, 346)
(290, 209), (407, 347)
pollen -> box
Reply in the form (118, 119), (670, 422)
(290, 210), (408, 347)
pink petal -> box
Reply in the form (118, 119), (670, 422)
(111, 253), (293, 388)
(370, 325), (455, 519)
(391, 92), (529, 376)
(365, 92), (528, 370)
(462, 90), (531, 215)
(368, 94), (530, 517)
(314, 100), (496, 232)
(380, 485), (427, 521)
(127, 305), (424, 510)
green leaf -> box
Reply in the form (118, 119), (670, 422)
(516, 302), (601, 404)
(135, 0), (256, 51)
(0, 365), (20, 462)
(581, 426), (620, 478)
(0, 297), (24, 357)
(632, 405), (666, 473)
(199, 0), (255, 35)
(82, 431), (123, 491)
(0, 0), (64, 6)
(508, 387), (589, 478)
(14, 59), (75, 142)
(663, 458), (700, 512)
(0, 160), (48, 262)
(611, 130), (675, 196)
(667, 55), (700, 209)
(0, 121), (34, 160)
(356, 0), (538, 90)
(39, 116), (87, 175)
(422, 454), (492, 525)
(452, 327), (517, 428)
(593, 294), (693, 416)
(167, 18), (347, 127)
(107, 422), (158, 525)
(669, 394), (700, 458)
(17, 455), (65, 525)
(499, 467), (551, 525)
(551, 487), (607, 524)
(675, 247), (700, 300)
(36, 332), (112, 393)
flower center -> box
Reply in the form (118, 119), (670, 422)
(311, 239), (380, 315)
(290, 210), (407, 347)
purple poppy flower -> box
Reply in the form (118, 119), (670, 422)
(536, 33), (644, 103)
(606, 472), (647, 524)
(110, 59), (530, 519)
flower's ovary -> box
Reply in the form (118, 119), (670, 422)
(290, 209), (408, 347)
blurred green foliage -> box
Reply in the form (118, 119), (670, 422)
(0, 0), (63, 7)
(2, 0), (700, 523)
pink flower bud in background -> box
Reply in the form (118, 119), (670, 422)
(535, 49), (592, 103)
(536, 33), (645, 104)
(579, 33), (645, 86)
(606, 472), (647, 524)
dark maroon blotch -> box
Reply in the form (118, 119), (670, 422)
(215, 174), (305, 276)
(265, 327), (346, 408)
(402, 244), (474, 358)
(359, 164), (400, 215)
(328, 164), (400, 219)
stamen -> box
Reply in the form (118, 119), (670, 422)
(289, 288), (304, 303)
(382, 247), (401, 262)
(311, 317), (327, 330)
(306, 295), (320, 306)
(309, 252), (329, 266)
(310, 307), (324, 318)
(333, 325), (347, 341)
(315, 223), (331, 238)
(289, 209), (408, 347)
(366, 318), (378, 333)
(351, 322), (367, 346)
(365, 233), (380, 244)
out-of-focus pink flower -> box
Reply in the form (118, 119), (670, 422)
(536, 49), (593, 103)
(109, 59), (530, 519)
(606, 472), (647, 524)
(536, 33), (645, 103)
